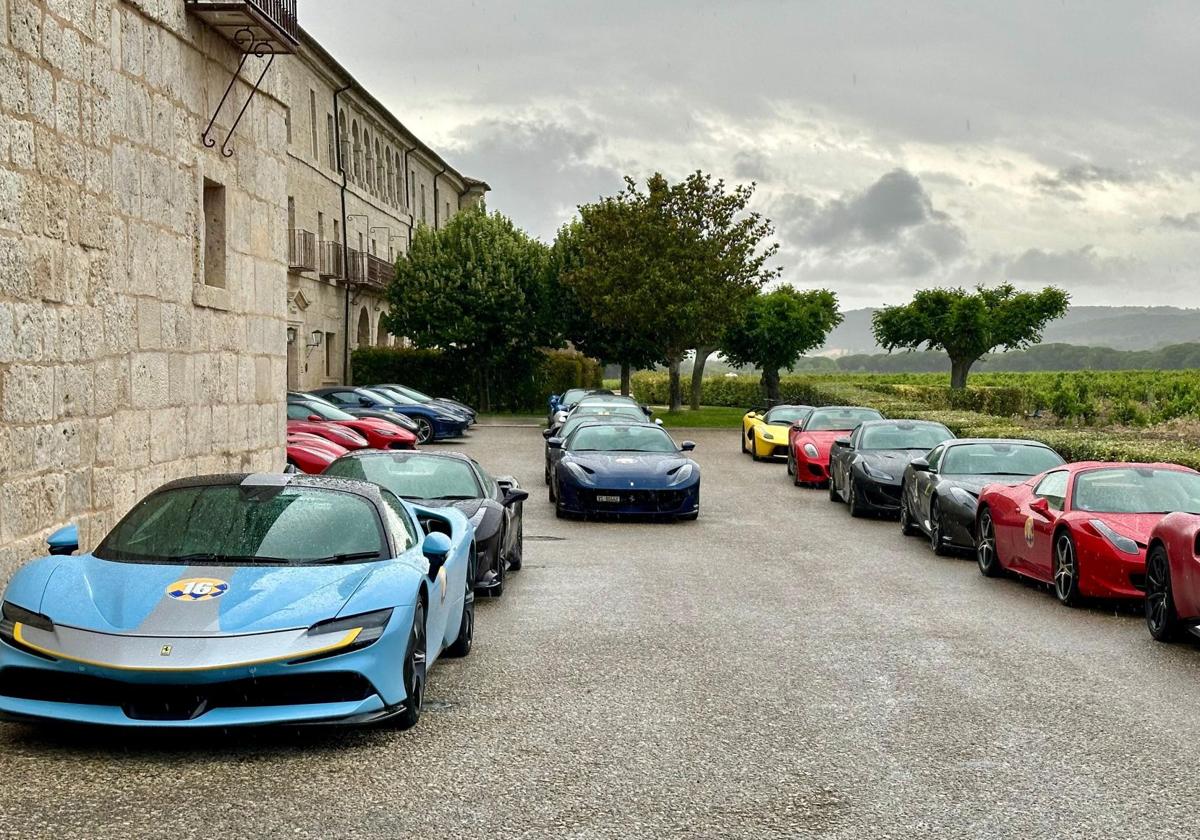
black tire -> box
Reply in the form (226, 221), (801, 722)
(488, 542), (505, 598)
(543, 460), (550, 485)
(548, 478), (556, 504)
(1052, 530), (1082, 607)
(1146, 543), (1180, 642)
(929, 498), (950, 556)
(394, 600), (427, 731)
(828, 470), (840, 502)
(750, 432), (762, 462)
(740, 426), (748, 454)
(414, 418), (434, 445)
(786, 446), (794, 476)
(899, 489), (919, 536)
(507, 520), (523, 571)
(975, 506), (1002, 577)
(444, 578), (474, 658)
(847, 480), (864, 518)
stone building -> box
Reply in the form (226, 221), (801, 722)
(282, 33), (487, 391)
(0, 0), (487, 580)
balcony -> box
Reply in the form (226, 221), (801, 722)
(288, 229), (316, 272)
(318, 241), (343, 279)
(364, 253), (394, 289)
(185, 0), (299, 54)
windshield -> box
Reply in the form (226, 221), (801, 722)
(325, 454), (482, 500)
(95, 485), (385, 565)
(384, 385), (431, 403)
(560, 389), (589, 407)
(860, 423), (952, 451)
(359, 388), (399, 406)
(764, 406), (812, 424)
(289, 401), (355, 422)
(805, 408), (883, 432)
(572, 404), (645, 419)
(560, 415), (640, 439)
(1073, 468), (1200, 515)
(568, 424), (677, 453)
(941, 443), (1065, 476)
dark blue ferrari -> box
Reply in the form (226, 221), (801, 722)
(547, 422), (700, 521)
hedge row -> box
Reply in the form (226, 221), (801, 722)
(352, 347), (603, 412)
(629, 372), (1200, 470)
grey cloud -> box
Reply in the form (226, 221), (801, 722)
(1161, 211), (1200, 231)
(796, 169), (940, 248)
(732, 150), (773, 182)
(1002, 246), (1139, 286)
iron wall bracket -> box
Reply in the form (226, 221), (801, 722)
(201, 28), (276, 157)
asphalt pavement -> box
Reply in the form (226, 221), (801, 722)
(3, 425), (1200, 839)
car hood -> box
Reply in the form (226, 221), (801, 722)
(565, 452), (696, 488)
(858, 450), (923, 475)
(759, 423), (791, 439)
(943, 474), (1034, 496)
(35, 555), (386, 636)
(795, 431), (848, 458)
(287, 420), (366, 447)
(409, 497), (486, 519)
(1086, 513), (1166, 546)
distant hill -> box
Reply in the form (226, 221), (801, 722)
(818, 306), (1200, 355)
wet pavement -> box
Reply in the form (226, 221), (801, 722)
(2, 425), (1198, 839)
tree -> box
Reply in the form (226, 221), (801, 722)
(560, 172), (779, 411)
(551, 221), (663, 394)
(872, 283), (1070, 389)
(383, 205), (558, 410)
(722, 286), (843, 403)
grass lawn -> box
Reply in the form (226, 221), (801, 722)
(652, 405), (744, 428)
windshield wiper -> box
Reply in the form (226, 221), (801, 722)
(312, 551), (382, 564)
(172, 553), (288, 565)
(430, 495), (476, 501)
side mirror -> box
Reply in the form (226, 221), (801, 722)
(834, 437), (851, 449)
(746, 411), (758, 419)
(47, 524), (79, 556)
(654, 418), (664, 426)
(422, 531), (452, 576)
(547, 437), (564, 450)
(502, 489), (530, 507)
(910, 458), (930, 472)
(359, 398), (373, 406)
(307, 414), (323, 422)
(1030, 497), (1053, 519)
(640, 405), (652, 416)
(542, 428), (552, 440)
(680, 441), (696, 452)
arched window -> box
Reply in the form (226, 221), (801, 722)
(376, 318), (388, 346)
(363, 129), (373, 191)
(356, 308), (370, 348)
(351, 120), (362, 183)
(375, 140), (384, 196)
(385, 150), (395, 204)
(337, 111), (348, 171)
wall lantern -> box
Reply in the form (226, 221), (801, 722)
(286, 326), (298, 344)
(308, 330), (324, 348)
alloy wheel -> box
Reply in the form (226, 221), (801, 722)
(415, 418), (434, 444)
(976, 509), (999, 576)
(929, 500), (947, 555)
(1053, 533), (1080, 605)
(1145, 545), (1178, 641)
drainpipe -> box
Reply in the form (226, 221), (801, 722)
(334, 84), (352, 384)
(433, 164), (448, 229)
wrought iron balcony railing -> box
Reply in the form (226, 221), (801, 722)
(319, 241), (343, 279)
(185, 0), (299, 53)
(288, 229), (317, 272)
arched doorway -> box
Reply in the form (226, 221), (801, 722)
(376, 318), (388, 346)
(356, 308), (370, 348)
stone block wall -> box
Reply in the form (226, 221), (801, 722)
(0, 0), (288, 581)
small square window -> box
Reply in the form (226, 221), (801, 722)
(202, 179), (226, 289)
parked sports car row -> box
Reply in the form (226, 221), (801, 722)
(544, 391), (700, 521)
(0, 388), (532, 732)
(742, 403), (1200, 645)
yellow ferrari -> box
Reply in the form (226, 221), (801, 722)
(741, 404), (814, 461)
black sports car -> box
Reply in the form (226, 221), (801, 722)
(899, 438), (1066, 555)
(828, 420), (955, 517)
(325, 450), (528, 596)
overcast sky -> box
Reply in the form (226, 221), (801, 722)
(301, 1), (1200, 309)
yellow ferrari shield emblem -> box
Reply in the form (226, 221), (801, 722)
(1024, 516), (1036, 548)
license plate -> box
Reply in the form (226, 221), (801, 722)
(595, 495), (622, 503)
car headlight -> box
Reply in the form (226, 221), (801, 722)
(862, 463), (894, 481)
(761, 431), (774, 442)
(377, 427), (399, 436)
(669, 463), (694, 484)
(948, 486), (977, 506)
(292, 608), (394, 663)
(803, 443), (818, 459)
(0, 601), (55, 647)
(563, 462), (594, 482)
(435, 414), (460, 422)
(1090, 519), (1140, 555)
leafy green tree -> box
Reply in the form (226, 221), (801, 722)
(561, 172), (779, 410)
(872, 284), (1069, 389)
(722, 286), (843, 403)
(383, 205), (558, 410)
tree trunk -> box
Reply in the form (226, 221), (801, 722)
(762, 367), (781, 404)
(620, 362), (631, 396)
(689, 345), (716, 410)
(667, 353), (683, 412)
(949, 356), (974, 390)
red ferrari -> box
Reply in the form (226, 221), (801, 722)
(286, 397), (417, 450)
(787, 406), (882, 487)
(286, 418), (369, 451)
(975, 462), (1200, 606)
(286, 432), (348, 474)
(1145, 512), (1200, 641)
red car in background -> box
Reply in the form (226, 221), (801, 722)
(787, 406), (883, 487)
(286, 432), (348, 474)
(287, 418), (369, 451)
(975, 462), (1200, 607)
(287, 397), (417, 450)
(1145, 512), (1200, 641)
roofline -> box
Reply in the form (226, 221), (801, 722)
(296, 27), (490, 195)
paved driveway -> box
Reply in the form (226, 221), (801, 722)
(2, 425), (1198, 839)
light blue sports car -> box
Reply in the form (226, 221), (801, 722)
(0, 473), (475, 729)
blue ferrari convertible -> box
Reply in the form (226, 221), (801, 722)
(548, 422), (700, 520)
(0, 473), (474, 729)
